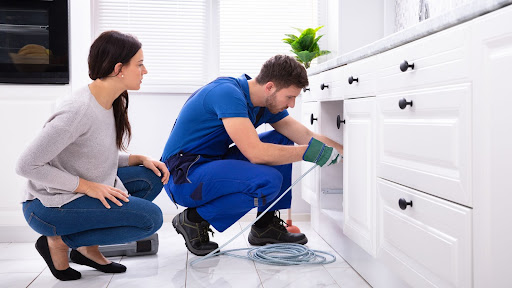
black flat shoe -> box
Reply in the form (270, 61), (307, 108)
(35, 236), (81, 281)
(70, 249), (126, 273)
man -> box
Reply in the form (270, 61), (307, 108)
(162, 55), (343, 256)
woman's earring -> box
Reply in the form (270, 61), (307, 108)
(121, 75), (124, 78)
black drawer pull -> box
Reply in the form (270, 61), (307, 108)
(320, 83), (329, 90)
(400, 60), (415, 72)
(310, 113), (317, 125)
(398, 198), (413, 210)
(303, 87), (310, 92)
(398, 98), (413, 109)
(348, 76), (359, 85)
(336, 115), (345, 129)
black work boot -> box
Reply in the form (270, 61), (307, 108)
(172, 210), (218, 256)
(248, 211), (308, 246)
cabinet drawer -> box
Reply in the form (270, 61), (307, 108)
(377, 84), (472, 206)
(377, 179), (472, 288)
(377, 24), (471, 93)
(344, 55), (377, 99)
(307, 66), (344, 101)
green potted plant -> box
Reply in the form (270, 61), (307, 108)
(283, 26), (331, 68)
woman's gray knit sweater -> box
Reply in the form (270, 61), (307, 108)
(16, 86), (129, 207)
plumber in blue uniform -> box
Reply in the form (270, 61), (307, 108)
(161, 55), (343, 256)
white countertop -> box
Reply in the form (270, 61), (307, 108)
(308, 0), (512, 76)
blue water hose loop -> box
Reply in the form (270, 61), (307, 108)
(189, 164), (337, 266)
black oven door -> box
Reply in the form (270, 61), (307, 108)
(0, 0), (69, 84)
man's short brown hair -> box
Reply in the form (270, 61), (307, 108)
(255, 55), (309, 90)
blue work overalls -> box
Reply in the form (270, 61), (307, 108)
(164, 125), (293, 233)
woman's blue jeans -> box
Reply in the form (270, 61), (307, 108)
(22, 166), (164, 249)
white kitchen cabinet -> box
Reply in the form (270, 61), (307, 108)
(306, 66), (344, 101)
(377, 178), (472, 288)
(305, 4), (512, 287)
(301, 68), (345, 232)
(342, 97), (376, 256)
(471, 4), (512, 287)
(300, 101), (320, 206)
(375, 18), (474, 287)
(0, 85), (65, 242)
(344, 55), (377, 100)
(377, 23), (471, 94)
(316, 101), (344, 232)
(376, 84), (472, 206)
(300, 98), (344, 232)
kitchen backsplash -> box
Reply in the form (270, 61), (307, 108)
(394, 0), (474, 32)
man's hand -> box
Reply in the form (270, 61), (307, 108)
(303, 138), (341, 167)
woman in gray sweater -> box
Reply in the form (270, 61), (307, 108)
(16, 31), (169, 281)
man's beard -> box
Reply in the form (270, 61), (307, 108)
(265, 91), (282, 114)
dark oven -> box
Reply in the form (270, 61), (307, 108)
(0, 0), (69, 84)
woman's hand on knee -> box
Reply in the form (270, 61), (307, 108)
(76, 179), (130, 209)
(141, 158), (170, 185)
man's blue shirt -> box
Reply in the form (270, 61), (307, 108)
(161, 74), (289, 161)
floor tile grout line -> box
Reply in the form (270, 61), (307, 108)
(25, 267), (45, 287)
(105, 256), (122, 288)
(184, 250), (189, 287)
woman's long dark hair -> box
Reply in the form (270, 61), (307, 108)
(88, 30), (141, 151)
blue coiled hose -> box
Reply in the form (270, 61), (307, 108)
(190, 164), (337, 266)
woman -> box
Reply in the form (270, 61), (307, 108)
(15, 31), (169, 281)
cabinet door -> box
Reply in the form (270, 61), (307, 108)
(0, 86), (63, 242)
(343, 97), (376, 256)
(472, 5), (512, 287)
(300, 101), (320, 205)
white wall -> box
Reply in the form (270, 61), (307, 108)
(338, 0), (385, 55)
(125, 93), (189, 219)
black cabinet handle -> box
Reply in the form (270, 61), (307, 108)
(348, 76), (359, 85)
(320, 83), (329, 90)
(336, 115), (345, 129)
(398, 98), (413, 109)
(400, 60), (415, 72)
(303, 87), (310, 92)
(398, 198), (413, 210)
(310, 113), (317, 125)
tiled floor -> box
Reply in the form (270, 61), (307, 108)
(0, 221), (371, 288)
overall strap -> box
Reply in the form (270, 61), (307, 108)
(254, 107), (265, 127)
